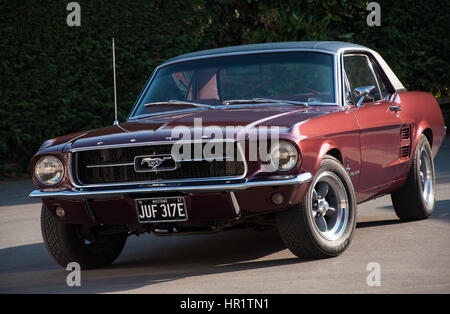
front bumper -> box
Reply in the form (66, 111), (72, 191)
(32, 173), (313, 224)
(29, 172), (313, 199)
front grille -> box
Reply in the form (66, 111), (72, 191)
(72, 142), (246, 185)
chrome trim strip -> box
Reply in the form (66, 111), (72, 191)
(334, 53), (342, 107)
(29, 172), (313, 199)
(178, 156), (232, 162)
(86, 162), (134, 168)
(68, 140), (248, 188)
(87, 156), (235, 165)
(229, 192), (241, 216)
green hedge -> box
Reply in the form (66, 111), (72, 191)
(0, 0), (449, 177)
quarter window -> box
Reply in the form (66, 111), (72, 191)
(371, 61), (392, 99)
(343, 55), (381, 102)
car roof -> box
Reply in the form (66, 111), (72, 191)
(162, 41), (367, 65)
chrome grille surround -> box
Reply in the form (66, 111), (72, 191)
(68, 140), (248, 188)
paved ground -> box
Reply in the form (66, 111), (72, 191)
(0, 141), (449, 294)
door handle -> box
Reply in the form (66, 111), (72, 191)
(389, 105), (402, 112)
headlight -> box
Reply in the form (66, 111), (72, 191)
(35, 156), (64, 185)
(270, 141), (299, 172)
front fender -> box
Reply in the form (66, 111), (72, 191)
(296, 109), (361, 189)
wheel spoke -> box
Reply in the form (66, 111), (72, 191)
(312, 189), (318, 217)
(326, 206), (337, 216)
(317, 182), (329, 199)
(315, 215), (327, 233)
(312, 189), (318, 201)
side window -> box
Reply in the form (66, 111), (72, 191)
(343, 71), (352, 105)
(371, 60), (393, 99)
(343, 55), (381, 102)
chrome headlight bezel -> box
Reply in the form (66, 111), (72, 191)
(34, 156), (65, 186)
(269, 140), (299, 172)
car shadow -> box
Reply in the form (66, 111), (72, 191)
(431, 199), (450, 222)
(359, 197), (450, 223)
(356, 219), (404, 229)
(0, 227), (304, 293)
(2, 197), (450, 293)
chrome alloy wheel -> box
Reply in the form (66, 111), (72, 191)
(310, 171), (349, 241)
(419, 146), (434, 206)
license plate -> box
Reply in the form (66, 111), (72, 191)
(135, 197), (187, 223)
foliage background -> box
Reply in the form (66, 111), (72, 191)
(0, 0), (449, 177)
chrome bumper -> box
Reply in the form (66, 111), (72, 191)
(29, 172), (313, 199)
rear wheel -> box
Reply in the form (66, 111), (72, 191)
(391, 134), (435, 220)
(276, 156), (357, 259)
(41, 204), (128, 269)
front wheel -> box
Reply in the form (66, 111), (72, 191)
(391, 134), (435, 220)
(276, 156), (357, 259)
(41, 204), (128, 269)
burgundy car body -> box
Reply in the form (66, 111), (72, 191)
(30, 42), (446, 230)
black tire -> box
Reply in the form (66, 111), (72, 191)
(276, 155), (357, 259)
(41, 204), (128, 269)
(391, 135), (435, 221)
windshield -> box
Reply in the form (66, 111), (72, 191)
(131, 52), (335, 117)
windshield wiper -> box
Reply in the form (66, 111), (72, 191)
(144, 100), (216, 109)
(223, 98), (309, 107)
(223, 98), (282, 105)
(257, 98), (310, 107)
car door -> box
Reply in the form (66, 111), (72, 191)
(344, 53), (406, 191)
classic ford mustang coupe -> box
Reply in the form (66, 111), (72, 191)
(30, 42), (446, 268)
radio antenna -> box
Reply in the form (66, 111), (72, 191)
(112, 38), (119, 126)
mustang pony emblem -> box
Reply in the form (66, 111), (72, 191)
(140, 156), (172, 169)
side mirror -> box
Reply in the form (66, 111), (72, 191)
(353, 86), (376, 107)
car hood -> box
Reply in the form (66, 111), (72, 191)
(44, 105), (341, 151)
